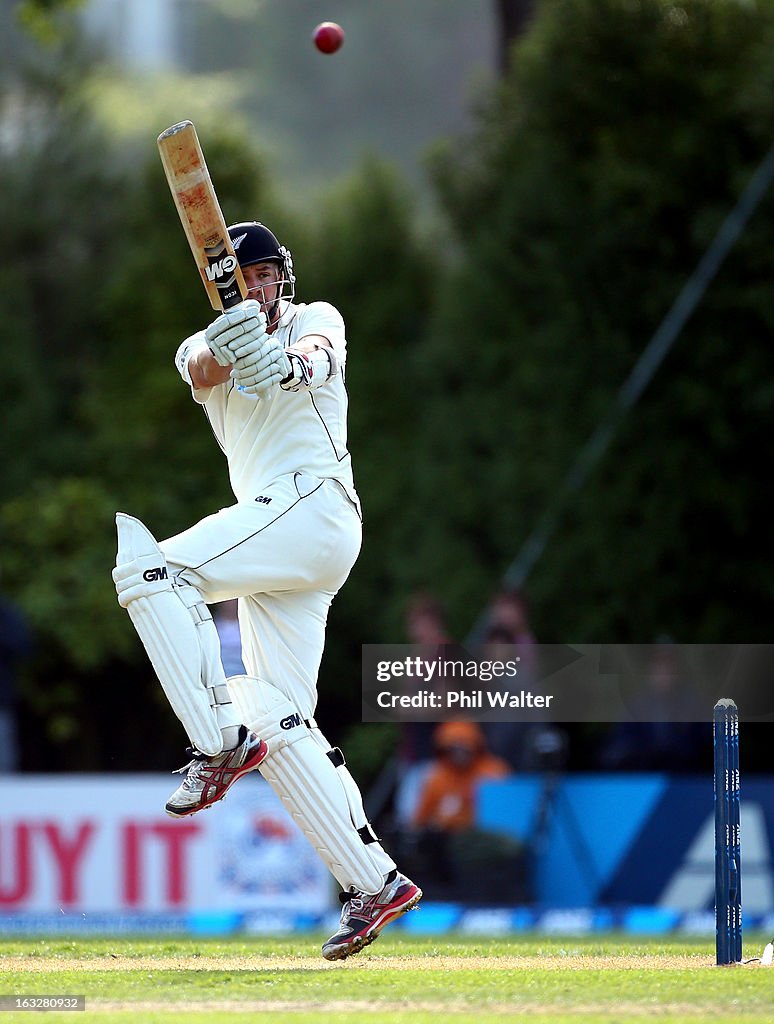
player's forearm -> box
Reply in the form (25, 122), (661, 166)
(188, 347), (233, 389)
(278, 334), (339, 392)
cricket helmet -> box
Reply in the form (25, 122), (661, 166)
(228, 222), (295, 288)
(227, 222), (295, 325)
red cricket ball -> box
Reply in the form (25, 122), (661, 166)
(313, 21), (344, 54)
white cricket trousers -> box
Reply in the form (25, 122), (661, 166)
(159, 472), (361, 719)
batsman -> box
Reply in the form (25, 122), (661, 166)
(112, 221), (421, 959)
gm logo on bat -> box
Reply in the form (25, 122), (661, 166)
(205, 254), (237, 281)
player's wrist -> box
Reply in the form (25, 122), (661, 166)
(191, 348), (232, 388)
(279, 346), (338, 392)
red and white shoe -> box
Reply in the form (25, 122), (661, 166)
(321, 871), (422, 960)
(165, 726), (268, 817)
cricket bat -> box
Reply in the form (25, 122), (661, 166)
(157, 120), (248, 311)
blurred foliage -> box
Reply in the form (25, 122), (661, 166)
(15, 0), (84, 44)
(172, 0), (496, 197)
(336, 722), (399, 796)
(83, 71), (250, 155)
(2, 0), (774, 775)
(301, 156), (442, 722)
(413, 0), (774, 646)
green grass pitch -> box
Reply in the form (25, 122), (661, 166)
(0, 934), (771, 1022)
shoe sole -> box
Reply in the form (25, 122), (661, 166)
(164, 740), (268, 818)
(322, 886), (423, 961)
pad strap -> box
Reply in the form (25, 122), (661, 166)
(326, 747), (380, 844)
(225, 674), (393, 892)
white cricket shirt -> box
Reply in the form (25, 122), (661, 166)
(175, 301), (360, 514)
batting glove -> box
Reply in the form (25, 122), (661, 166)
(230, 335), (291, 396)
(204, 300), (267, 366)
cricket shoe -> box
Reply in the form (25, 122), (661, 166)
(321, 870), (422, 961)
(165, 725), (268, 818)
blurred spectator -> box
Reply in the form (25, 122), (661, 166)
(413, 721), (510, 831)
(481, 591), (565, 769)
(0, 593), (33, 773)
(406, 721), (525, 901)
(213, 599), (246, 678)
(596, 642), (707, 771)
(405, 590), (452, 649)
(398, 591), (452, 767)
(482, 587), (538, 704)
(481, 622), (537, 768)
(486, 588), (536, 648)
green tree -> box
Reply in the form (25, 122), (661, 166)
(412, 0), (774, 643)
(0, 21), (289, 764)
(0, 27), (131, 762)
(301, 157), (440, 745)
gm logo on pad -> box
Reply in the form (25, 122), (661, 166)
(142, 567), (168, 583)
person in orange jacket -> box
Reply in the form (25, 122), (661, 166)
(413, 720), (510, 832)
